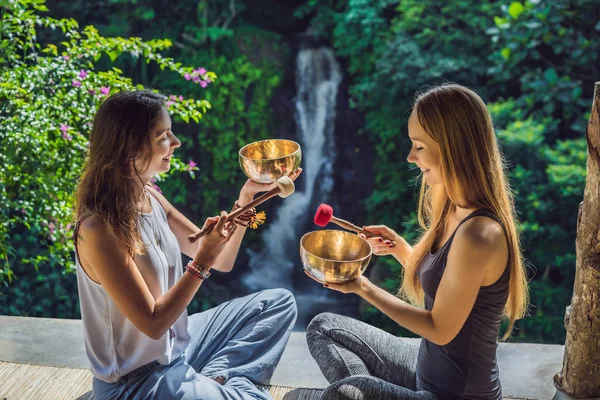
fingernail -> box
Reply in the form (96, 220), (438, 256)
(378, 238), (383, 242)
(323, 284), (329, 288)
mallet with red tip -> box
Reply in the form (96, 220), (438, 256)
(313, 204), (396, 247)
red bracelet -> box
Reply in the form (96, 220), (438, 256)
(185, 260), (211, 280)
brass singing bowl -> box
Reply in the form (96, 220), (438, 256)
(300, 230), (372, 284)
(239, 139), (302, 184)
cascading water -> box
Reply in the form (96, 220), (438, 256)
(243, 47), (342, 322)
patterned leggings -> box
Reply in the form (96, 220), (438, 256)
(307, 313), (438, 400)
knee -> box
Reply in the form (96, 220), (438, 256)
(307, 312), (339, 338)
(263, 288), (297, 319)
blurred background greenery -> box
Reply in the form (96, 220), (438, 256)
(1, 0), (598, 344)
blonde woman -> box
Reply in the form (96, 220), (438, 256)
(73, 90), (301, 400)
(305, 84), (529, 400)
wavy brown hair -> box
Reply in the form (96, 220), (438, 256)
(400, 84), (529, 340)
(74, 90), (167, 256)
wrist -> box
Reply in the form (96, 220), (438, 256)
(238, 192), (253, 206)
(356, 275), (371, 296)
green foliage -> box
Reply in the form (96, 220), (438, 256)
(0, 0), (214, 314)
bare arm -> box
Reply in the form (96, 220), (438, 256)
(320, 217), (508, 345)
(78, 213), (229, 340)
(148, 168), (303, 273)
(361, 225), (413, 267)
(146, 187), (245, 273)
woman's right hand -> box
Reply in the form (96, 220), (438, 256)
(360, 225), (401, 257)
(193, 212), (236, 269)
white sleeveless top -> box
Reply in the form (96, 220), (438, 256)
(75, 193), (191, 383)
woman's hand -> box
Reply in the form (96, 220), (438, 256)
(193, 212), (236, 268)
(303, 269), (369, 295)
(360, 225), (402, 257)
(238, 168), (303, 204)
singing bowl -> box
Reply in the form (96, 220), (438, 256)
(300, 230), (372, 284)
(239, 139), (302, 184)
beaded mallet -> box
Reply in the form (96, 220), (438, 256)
(313, 203), (396, 247)
(187, 176), (295, 243)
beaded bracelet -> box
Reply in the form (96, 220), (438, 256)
(231, 201), (266, 229)
(185, 260), (211, 280)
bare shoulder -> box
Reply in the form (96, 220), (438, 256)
(77, 213), (123, 255)
(456, 216), (506, 251)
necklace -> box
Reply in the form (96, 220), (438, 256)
(145, 190), (161, 248)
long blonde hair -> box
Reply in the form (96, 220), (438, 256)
(400, 84), (529, 340)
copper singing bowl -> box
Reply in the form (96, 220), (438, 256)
(239, 139), (302, 184)
(300, 230), (372, 284)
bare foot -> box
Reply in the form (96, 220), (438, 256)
(213, 376), (226, 385)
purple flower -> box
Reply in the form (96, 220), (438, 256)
(152, 184), (162, 194)
(166, 100), (174, 107)
(192, 75), (201, 83)
(199, 81), (208, 88)
(87, 89), (96, 95)
(179, 95), (184, 101)
(60, 123), (69, 133)
(63, 55), (70, 60)
(169, 95), (177, 101)
(72, 80), (81, 87)
(100, 86), (110, 96)
(62, 132), (73, 140)
(197, 67), (206, 75)
(206, 78), (212, 83)
(184, 73), (191, 81)
(20, 208), (27, 215)
(79, 69), (88, 79)
(187, 160), (197, 171)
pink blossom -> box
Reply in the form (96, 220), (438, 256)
(20, 208), (27, 215)
(200, 81), (208, 88)
(187, 160), (197, 171)
(79, 70), (88, 79)
(192, 76), (201, 83)
(184, 73), (191, 81)
(72, 80), (81, 87)
(66, 223), (73, 231)
(166, 100), (174, 107)
(206, 78), (212, 83)
(60, 123), (69, 133)
(62, 132), (73, 140)
(196, 68), (206, 75)
(100, 86), (110, 95)
(169, 95), (177, 101)
(63, 55), (70, 60)
(152, 184), (162, 193)
(48, 222), (56, 234)
(178, 95), (184, 101)
(87, 89), (96, 95)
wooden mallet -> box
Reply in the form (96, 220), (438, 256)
(187, 176), (295, 243)
(313, 203), (396, 247)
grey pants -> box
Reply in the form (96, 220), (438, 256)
(307, 313), (438, 400)
(93, 288), (297, 400)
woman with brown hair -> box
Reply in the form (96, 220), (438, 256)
(73, 90), (301, 400)
(305, 84), (529, 400)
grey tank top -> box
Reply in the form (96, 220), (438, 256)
(416, 209), (509, 400)
(74, 191), (190, 383)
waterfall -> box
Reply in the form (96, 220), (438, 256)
(243, 47), (342, 299)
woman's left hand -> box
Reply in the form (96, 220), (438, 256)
(303, 269), (368, 295)
(239, 168), (303, 204)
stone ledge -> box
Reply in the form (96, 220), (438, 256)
(0, 316), (564, 399)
